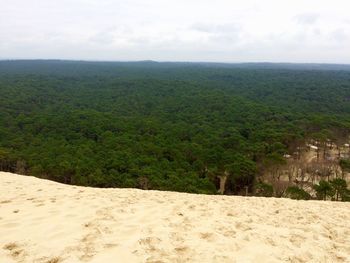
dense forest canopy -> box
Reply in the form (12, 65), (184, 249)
(0, 60), (349, 194)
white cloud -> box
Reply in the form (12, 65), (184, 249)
(294, 13), (319, 25)
(0, 0), (350, 63)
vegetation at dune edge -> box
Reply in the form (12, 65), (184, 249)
(0, 60), (350, 200)
(285, 186), (311, 200)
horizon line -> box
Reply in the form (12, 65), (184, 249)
(1, 58), (350, 66)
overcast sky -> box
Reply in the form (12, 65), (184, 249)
(1, 0), (350, 63)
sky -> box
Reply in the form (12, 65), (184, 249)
(1, 0), (350, 63)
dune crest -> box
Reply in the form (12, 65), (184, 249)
(0, 172), (349, 263)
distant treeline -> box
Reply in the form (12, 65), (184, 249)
(0, 61), (349, 195)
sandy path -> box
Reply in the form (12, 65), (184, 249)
(0, 172), (349, 263)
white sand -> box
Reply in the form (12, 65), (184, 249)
(0, 172), (349, 263)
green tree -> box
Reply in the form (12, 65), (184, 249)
(313, 180), (334, 200)
(339, 159), (350, 178)
(330, 178), (348, 201)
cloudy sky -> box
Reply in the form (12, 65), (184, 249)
(1, 0), (350, 63)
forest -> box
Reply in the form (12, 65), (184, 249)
(0, 60), (349, 199)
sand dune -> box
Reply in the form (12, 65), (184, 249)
(0, 172), (349, 263)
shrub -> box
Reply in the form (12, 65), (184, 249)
(285, 186), (311, 200)
(313, 180), (334, 200)
(255, 182), (274, 197)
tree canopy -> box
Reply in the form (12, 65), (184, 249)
(0, 61), (349, 194)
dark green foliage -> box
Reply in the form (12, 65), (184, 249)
(342, 190), (350, 202)
(0, 61), (349, 194)
(313, 181), (335, 200)
(254, 182), (274, 197)
(0, 148), (17, 172)
(285, 186), (311, 200)
(330, 178), (349, 201)
(313, 179), (349, 201)
(339, 159), (350, 174)
(226, 155), (257, 194)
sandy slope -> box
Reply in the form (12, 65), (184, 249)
(0, 172), (349, 263)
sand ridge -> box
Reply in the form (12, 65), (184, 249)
(0, 172), (349, 263)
